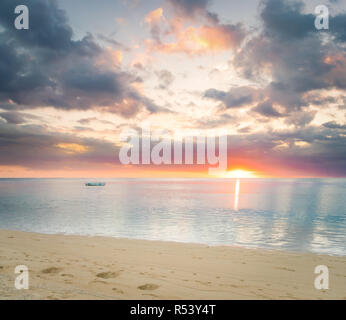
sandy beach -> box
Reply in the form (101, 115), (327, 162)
(0, 229), (345, 300)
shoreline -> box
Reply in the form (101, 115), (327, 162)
(0, 229), (345, 300)
(1, 228), (343, 257)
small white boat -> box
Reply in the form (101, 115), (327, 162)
(85, 182), (106, 187)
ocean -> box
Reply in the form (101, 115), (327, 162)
(0, 178), (345, 255)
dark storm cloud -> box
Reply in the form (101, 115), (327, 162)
(330, 13), (346, 42)
(60, 63), (124, 95)
(260, 0), (346, 43)
(260, 0), (315, 40)
(78, 117), (112, 126)
(0, 0), (164, 116)
(0, 32), (49, 95)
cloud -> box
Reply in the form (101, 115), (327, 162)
(252, 100), (283, 118)
(204, 86), (258, 109)
(330, 13), (346, 42)
(0, 121), (120, 169)
(284, 110), (316, 127)
(145, 1), (246, 55)
(166, 0), (209, 16)
(225, 126), (346, 176)
(193, 113), (235, 129)
(0, 110), (41, 125)
(0, 112), (31, 124)
(323, 121), (346, 130)
(260, 0), (346, 44)
(155, 70), (175, 89)
(260, 0), (315, 40)
(97, 34), (130, 51)
(166, 0), (218, 23)
(145, 8), (164, 42)
(0, 0), (75, 52)
(147, 23), (245, 54)
(0, 0), (164, 117)
(231, 0), (346, 117)
(1, 116), (346, 176)
(0, 0), (345, 177)
(77, 117), (114, 126)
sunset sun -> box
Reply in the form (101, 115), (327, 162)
(225, 169), (258, 179)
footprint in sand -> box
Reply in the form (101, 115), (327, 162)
(61, 273), (74, 278)
(138, 283), (159, 291)
(275, 267), (295, 272)
(41, 267), (62, 274)
(112, 288), (124, 294)
(96, 271), (120, 279)
(91, 280), (107, 284)
(196, 280), (211, 286)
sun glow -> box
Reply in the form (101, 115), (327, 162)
(225, 169), (257, 179)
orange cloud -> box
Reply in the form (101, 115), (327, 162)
(145, 8), (164, 25)
(147, 24), (244, 55)
(56, 143), (90, 154)
(323, 52), (346, 88)
(144, 6), (245, 55)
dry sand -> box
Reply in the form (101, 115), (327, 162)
(0, 230), (345, 300)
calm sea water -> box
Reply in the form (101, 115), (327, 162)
(0, 178), (345, 255)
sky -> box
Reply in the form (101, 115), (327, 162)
(0, 0), (346, 178)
